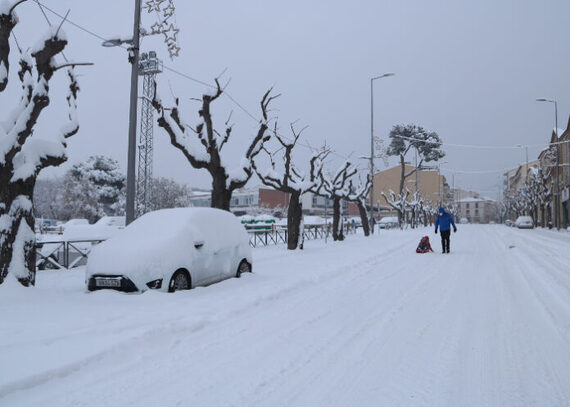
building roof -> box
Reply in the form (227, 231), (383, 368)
(457, 197), (495, 203)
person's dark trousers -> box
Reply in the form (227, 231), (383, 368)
(440, 230), (451, 253)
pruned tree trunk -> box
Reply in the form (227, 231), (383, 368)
(211, 167), (233, 210)
(0, 4), (83, 286)
(287, 192), (302, 250)
(358, 201), (370, 236)
(332, 197), (341, 241)
(0, 183), (36, 286)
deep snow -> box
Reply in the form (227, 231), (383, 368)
(1, 225), (570, 406)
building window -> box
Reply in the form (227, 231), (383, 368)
(466, 203), (470, 208)
(475, 209), (479, 216)
(475, 203), (479, 208)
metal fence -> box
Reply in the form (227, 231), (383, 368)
(247, 224), (356, 248)
(35, 223), (358, 270)
(36, 239), (104, 270)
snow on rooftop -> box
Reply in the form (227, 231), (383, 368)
(554, 128), (565, 138)
(457, 197), (486, 203)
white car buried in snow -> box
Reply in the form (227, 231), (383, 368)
(515, 216), (534, 229)
(86, 208), (252, 293)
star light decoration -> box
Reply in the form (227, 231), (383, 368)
(144, 0), (180, 59)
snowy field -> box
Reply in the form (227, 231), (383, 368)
(2, 225), (570, 406)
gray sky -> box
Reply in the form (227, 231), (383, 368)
(7, 0), (570, 199)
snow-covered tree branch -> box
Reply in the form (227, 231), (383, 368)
(251, 124), (328, 250)
(151, 79), (278, 210)
(321, 161), (357, 241)
(1, 2), (82, 286)
(381, 188), (411, 228)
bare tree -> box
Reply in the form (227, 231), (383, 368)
(321, 162), (357, 241)
(0, 3), (82, 286)
(152, 79), (278, 210)
(251, 124), (328, 250)
(346, 174), (372, 236)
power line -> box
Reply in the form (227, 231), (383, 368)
(390, 133), (557, 150)
(440, 167), (511, 175)
(34, 0), (353, 162)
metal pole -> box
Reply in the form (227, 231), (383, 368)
(555, 101), (560, 230)
(525, 146), (528, 183)
(125, 0), (142, 225)
(438, 164), (441, 207)
(369, 78), (374, 234)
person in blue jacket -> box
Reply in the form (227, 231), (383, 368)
(434, 207), (457, 253)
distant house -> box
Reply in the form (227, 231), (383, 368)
(188, 186), (347, 217)
(371, 164), (448, 218)
(457, 197), (496, 224)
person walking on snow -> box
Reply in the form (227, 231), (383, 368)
(435, 207), (457, 253)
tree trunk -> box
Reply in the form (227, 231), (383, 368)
(210, 169), (232, 211)
(399, 155), (405, 197)
(0, 178), (36, 286)
(332, 197), (340, 241)
(357, 201), (370, 236)
(287, 191), (302, 250)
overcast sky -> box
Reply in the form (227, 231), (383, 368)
(6, 0), (570, 199)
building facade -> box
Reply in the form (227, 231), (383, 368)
(457, 198), (496, 224)
(189, 186), (348, 217)
(372, 164), (448, 212)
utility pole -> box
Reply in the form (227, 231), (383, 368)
(369, 73), (394, 234)
(125, 0), (142, 225)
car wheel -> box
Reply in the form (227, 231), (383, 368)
(168, 269), (191, 292)
(236, 260), (251, 278)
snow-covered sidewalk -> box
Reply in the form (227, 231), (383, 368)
(1, 225), (570, 406)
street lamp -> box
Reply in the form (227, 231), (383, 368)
(102, 0), (142, 225)
(369, 72), (395, 233)
(536, 97), (559, 229)
(515, 144), (529, 183)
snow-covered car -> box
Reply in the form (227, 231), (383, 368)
(63, 216), (125, 242)
(86, 208), (252, 293)
(459, 217), (469, 224)
(515, 216), (534, 229)
(378, 217), (399, 229)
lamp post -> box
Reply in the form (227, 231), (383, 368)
(536, 98), (559, 230)
(369, 72), (394, 233)
(438, 161), (448, 207)
(102, 0), (142, 225)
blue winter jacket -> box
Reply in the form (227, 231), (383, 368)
(435, 210), (456, 232)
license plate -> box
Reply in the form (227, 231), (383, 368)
(96, 278), (121, 288)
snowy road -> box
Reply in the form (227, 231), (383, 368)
(2, 225), (570, 406)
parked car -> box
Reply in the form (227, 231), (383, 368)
(505, 219), (513, 227)
(378, 217), (399, 229)
(515, 216), (534, 229)
(86, 208), (252, 293)
(64, 216), (125, 242)
(459, 217), (469, 224)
